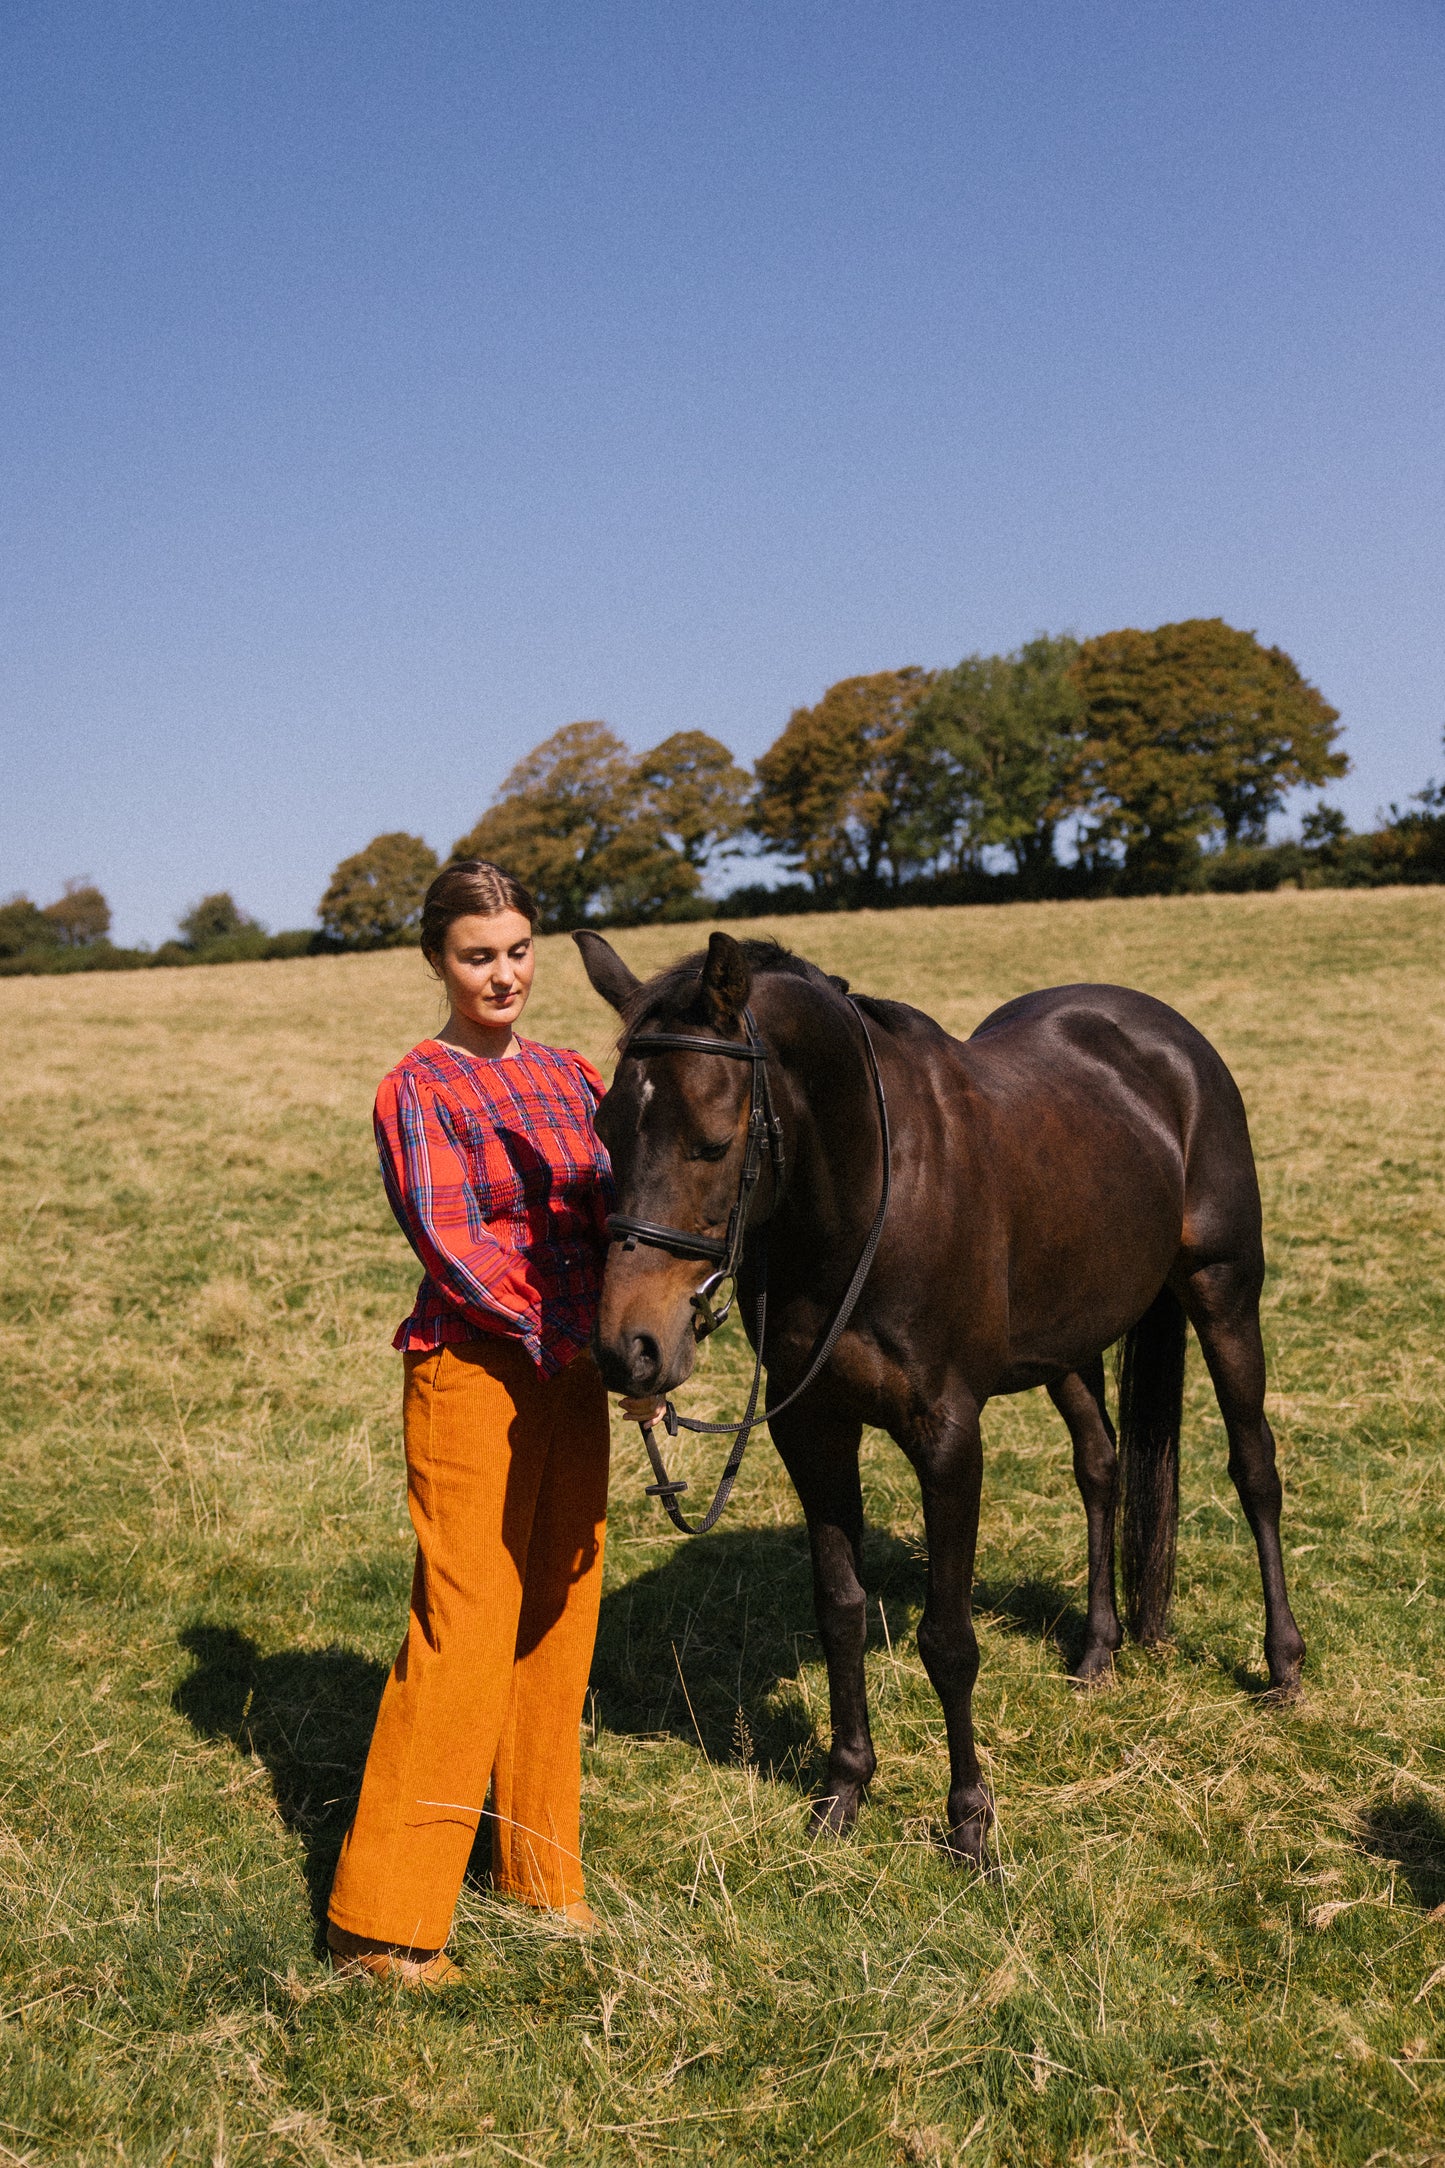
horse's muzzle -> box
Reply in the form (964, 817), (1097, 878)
(593, 1326), (666, 1397)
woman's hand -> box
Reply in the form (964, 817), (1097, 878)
(619, 1395), (668, 1428)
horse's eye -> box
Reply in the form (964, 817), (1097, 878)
(691, 1140), (731, 1162)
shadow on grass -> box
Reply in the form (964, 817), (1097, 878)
(973, 1572), (1091, 1676)
(1227, 1656), (1293, 1700)
(592, 1528), (1091, 1783)
(173, 1625), (386, 1941)
(594, 1521), (932, 1779)
(1357, 1785), (1445, 1910)
(593, 1525), (822, 1781)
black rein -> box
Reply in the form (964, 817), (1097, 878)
(607, 996), (892, 1536)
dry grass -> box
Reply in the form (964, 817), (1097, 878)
(1, 887), (1444, 2164)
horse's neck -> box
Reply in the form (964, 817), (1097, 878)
(756, 978), (878, 1251)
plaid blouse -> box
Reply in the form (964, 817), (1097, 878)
(375, 1037), (615, 1376)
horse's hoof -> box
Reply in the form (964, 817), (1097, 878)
(941, 1821), (990, 1871)
(941, 1790), (993, 1870)
(1265, 1641), (1305, 1701)
(1260, 1669), (1304, 1707)
(1069, 1646), (1118, 1690)
(809, 1790), (859, 1840)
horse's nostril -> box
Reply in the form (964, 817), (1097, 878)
(628, 1330), (661, 1384)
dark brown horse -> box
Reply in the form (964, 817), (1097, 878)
(576, 929), (1304, 1865)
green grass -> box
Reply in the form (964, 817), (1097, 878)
(2, 888), (1444, 2165)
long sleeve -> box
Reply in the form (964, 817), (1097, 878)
(374, 1070), (543, 1345)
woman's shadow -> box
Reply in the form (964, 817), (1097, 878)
(173, 1626), (389, 1942)
(171, 1519), (841, 1936)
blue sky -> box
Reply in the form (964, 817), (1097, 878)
(3, 0), (1443, 943)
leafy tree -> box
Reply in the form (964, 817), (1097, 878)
(1072, 619), (1347, 884)
(318, 833), (438, 948)
(1371, 730), (1445, 884)
(1300, 804), (1349, 851)
(453, 721), (630, 929)
(453, 721), (697, 929)
(42, 880), (111, 947)
(0, 895), (62, 959)
(587, 814), (700, 924)
(634, 731), (753, 873)
(753, 669), (934, 892)
(178, 892), (258, 946)
(903, 635), (1085, 877)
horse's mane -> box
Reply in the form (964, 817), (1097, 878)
(621, 939), (849, 1033)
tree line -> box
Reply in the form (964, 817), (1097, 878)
(0, 884), (316, 976)
(313, 616), (1442, 944)
(5, 617), (1443, 974)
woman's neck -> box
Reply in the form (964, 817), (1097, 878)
(435, 1012), (521, 1061)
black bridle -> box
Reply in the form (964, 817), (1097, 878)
(606, 996), (892, 1536)
(606, 1007), (786, 1340)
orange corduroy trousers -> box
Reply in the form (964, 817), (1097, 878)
(327, 1337), (610, 1951)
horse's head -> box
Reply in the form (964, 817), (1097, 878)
(576, 928), (762, 1397)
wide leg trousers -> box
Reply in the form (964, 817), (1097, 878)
(327, 1338), (610, 1952)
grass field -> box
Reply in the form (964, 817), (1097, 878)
(2, 888), (1444, 2166)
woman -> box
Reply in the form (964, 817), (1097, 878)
(326, 859), (650, 1986)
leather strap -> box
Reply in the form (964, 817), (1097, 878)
(624, 1031), (765, 1061)
(636, 996), (891, 1536)
(607, 1214), (730, 1263)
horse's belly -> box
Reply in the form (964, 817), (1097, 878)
(992, 1356), (1075, 1394)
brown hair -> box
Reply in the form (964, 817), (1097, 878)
(420, 859), (539, 962)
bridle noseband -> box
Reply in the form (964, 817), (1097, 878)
(606, 996), (892, 1536)
(605, 1009), (786, 1340)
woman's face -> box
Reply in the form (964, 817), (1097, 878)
(433, 910), (536, 1032)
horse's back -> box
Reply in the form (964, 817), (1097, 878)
(969, 983), (1241, 1119)
(970, 980), (1216, 1061)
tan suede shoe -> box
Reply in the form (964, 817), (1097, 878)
(326, 1922), (462, 1988)
(558, 1899), (597, 1933)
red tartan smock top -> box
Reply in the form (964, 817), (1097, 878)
(374, 1037), (615, 1377)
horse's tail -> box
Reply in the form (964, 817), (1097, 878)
(1117, 1284), (1188, 1645)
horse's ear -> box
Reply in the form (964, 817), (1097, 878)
(699, 931), (751, 1031)
(573, 931), (641, 1013)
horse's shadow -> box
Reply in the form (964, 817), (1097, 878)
(972, 1570), (1094, 1677)
(1357, 1786), (1445, 1911)
(172, 1530), (1086, 1932)
(588, 1524), (1089, 1768)
(591, 1524), (828, 1776)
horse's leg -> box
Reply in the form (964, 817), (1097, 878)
(1048, 1360), (1123, 1684)
(905, 1392), (992, 1866)
(1182, 1260), (1306, 1695)
(768, 1404), (877, 1835)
